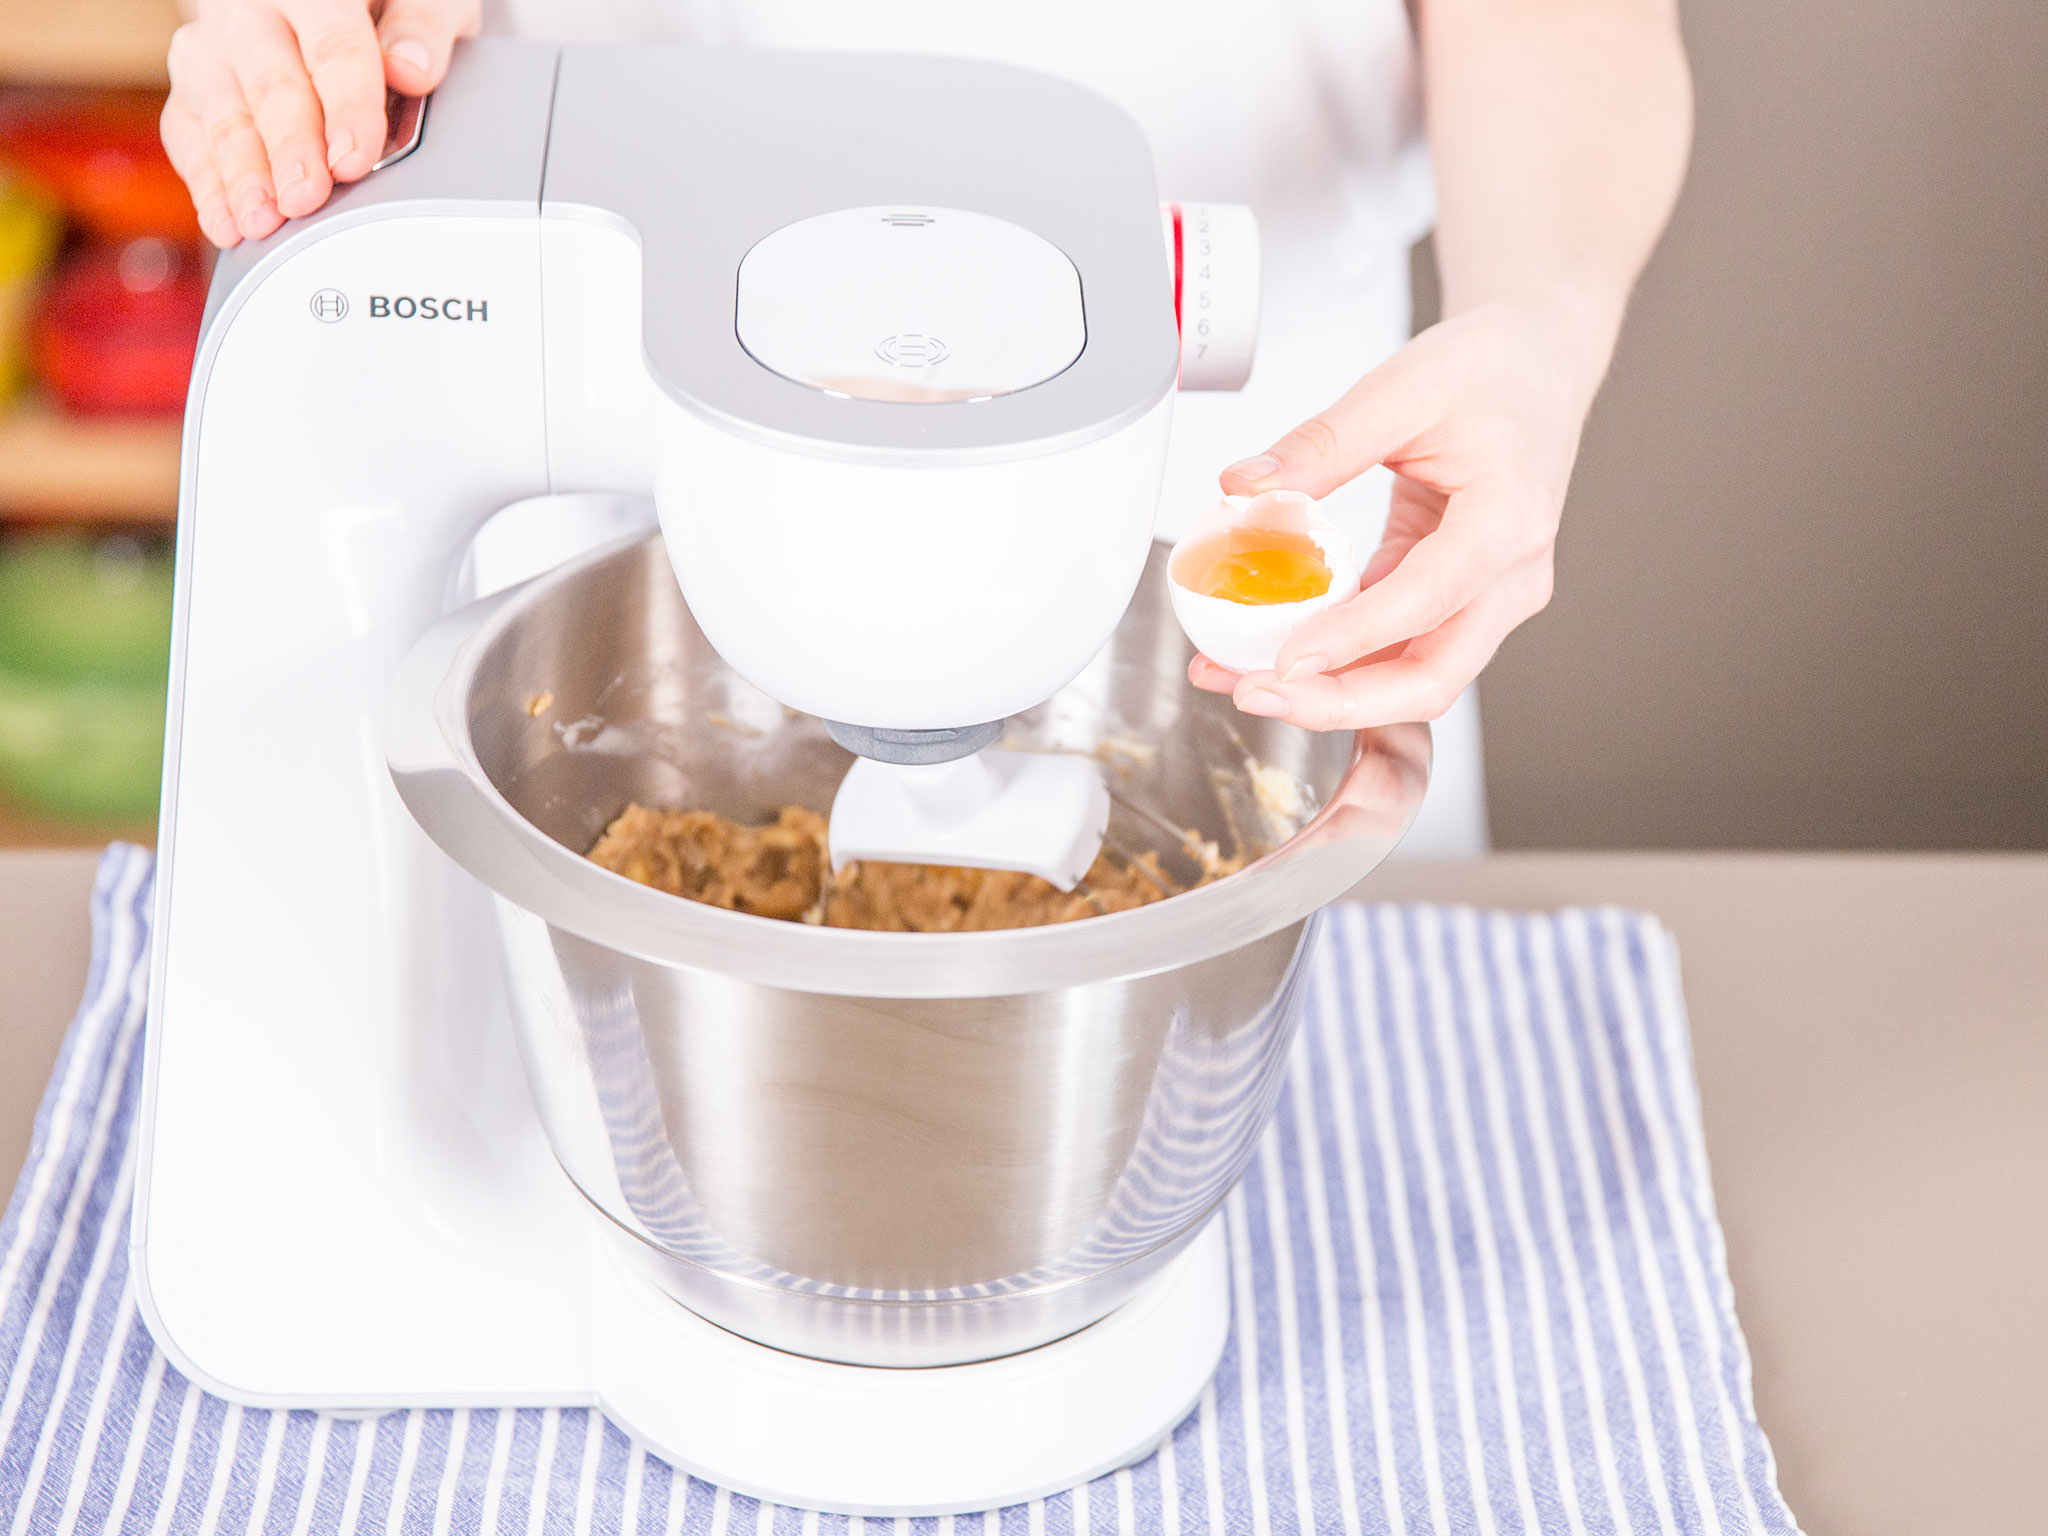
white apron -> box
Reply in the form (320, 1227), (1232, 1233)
(485, 0), (1486, 855)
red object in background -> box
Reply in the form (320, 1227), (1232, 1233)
(0, 91), (199, 244)
(33, 239), (206, 416)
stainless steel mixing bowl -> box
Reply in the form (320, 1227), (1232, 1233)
(389, 531), (1428, 1366)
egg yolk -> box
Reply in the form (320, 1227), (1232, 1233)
(1187, 530), (1332, 605)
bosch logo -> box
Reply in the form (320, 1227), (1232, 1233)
(875, 332), (948, 368)
(311, 292), (491, 323)
(368, 295), (490, 322)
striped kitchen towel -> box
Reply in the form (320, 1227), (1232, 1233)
(0, 845), (1797, 1535)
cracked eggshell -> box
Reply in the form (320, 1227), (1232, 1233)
(1167, 490), (1360, 674)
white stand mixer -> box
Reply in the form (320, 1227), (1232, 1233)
(132, 40), (1269, 1514)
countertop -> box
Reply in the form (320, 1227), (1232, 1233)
(2, 849), (2043, 1534)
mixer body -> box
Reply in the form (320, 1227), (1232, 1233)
(134, 40), (1423, 1498)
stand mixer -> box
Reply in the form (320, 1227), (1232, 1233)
(132, 40), (1428, 1514)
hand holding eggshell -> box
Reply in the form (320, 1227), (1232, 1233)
(1183, 300), (1597, 732)
(1167, 490), (1360, 676)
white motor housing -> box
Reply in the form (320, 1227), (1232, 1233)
(523, 51), (1256, 747)
(651, 202), (1256, 735)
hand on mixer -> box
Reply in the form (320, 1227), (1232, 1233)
(159, 0), (475, 247)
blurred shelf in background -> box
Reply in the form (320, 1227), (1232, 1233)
(0, 2), (186, 848)
(0, 797), (151, 848)
(0, 400), (179, 522)
(0, 0), (178, 88)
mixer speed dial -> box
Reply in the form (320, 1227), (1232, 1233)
(1166, 202), (1261, 392)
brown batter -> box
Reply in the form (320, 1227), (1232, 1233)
(588, 802), (1186, 931)
(588, 804), (828, 923)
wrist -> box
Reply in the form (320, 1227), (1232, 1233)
(1448, 274), (1627, 409)
(1537, 276), (1627, 400)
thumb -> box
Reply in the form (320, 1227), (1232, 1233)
(1218, 348), (1436, 499)
(378, 0), (479, 95)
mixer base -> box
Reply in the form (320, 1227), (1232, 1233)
(591, 1220), (1230, 1515)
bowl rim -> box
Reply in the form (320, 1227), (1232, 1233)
(388, 532), (1431, 999)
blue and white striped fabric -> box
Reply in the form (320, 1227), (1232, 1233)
(1, 845), (1797, 1535)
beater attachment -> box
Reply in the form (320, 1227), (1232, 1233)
(827, 749), (1110, 891)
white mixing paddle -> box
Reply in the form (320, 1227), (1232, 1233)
(827, 750), (1111, 891)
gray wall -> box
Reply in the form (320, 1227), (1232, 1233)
(1449, 0), (2047, 848)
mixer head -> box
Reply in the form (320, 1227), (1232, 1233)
(649, 193), (1174, 886)
(534, 58), (1257, 886)
(652, 193), (1254, 883)
(647, 197), (1254, 886)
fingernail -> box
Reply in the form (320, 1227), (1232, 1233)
(277, 160), (310, 191)
(326, 131), (355, 171)
(1225, 453), (1280, 482)
(1236, 688), (1291, 719)
(1282, 654), (1328, 683)
(236, 192), (279, 236)
(199, 201), (238, 247)
(387, 38), (432, 73)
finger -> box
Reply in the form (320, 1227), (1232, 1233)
(161, 97), (240, 248)
(1187, 655), (1242, 694)
(1361, 475), (1447, 588)
(1218, 347), (1443, 499)
(1237, 560), (1551, 731)
(1272, 474), (1547, 681)
(224, 4), (333, 219)
(1237, 625), (1489, 733)
(281, 0), (386, 181)
(377, 0), (480, 95)
(168, 22), (283, 241)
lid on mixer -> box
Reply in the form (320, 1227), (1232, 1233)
(540, 47), (1178, 457)
(737, 206), (1085, 404)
